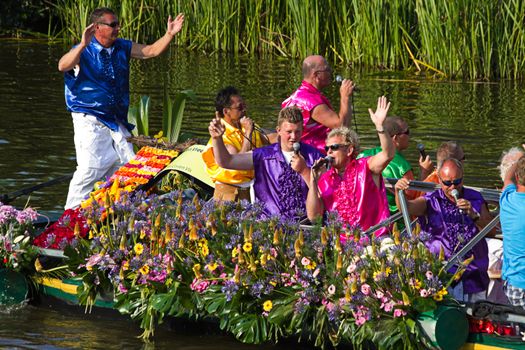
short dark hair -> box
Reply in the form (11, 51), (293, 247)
(436, 141), (464, 169)
(383, 116), (406, 136)
(90, 8), (116, 25)
(277, 106), (303, 128)
(215, 86), (240, 117)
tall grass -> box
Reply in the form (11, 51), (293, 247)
(50, 0), (525, 80)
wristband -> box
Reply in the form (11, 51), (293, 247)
(376, 128), (385, 134)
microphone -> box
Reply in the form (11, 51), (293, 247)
(417, 143), (427, 159)
(312, 156), (333, 170)
(293, 142), (300, 155)
(450, 189), (465, 214)
(335, 75), (359, 91)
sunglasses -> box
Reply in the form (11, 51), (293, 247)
(98, 21), (120, 28)
(440, 177), (463, 186)
(324, 143), (349, 152)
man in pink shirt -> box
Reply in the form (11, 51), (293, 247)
(306, 96), (395, 236)
(282, 55), (355, 153)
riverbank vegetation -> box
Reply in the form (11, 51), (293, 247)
(3, 0), (525, 80)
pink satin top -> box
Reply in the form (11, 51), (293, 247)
(318, 157), (390, 237)
(282, 81), (332, 154)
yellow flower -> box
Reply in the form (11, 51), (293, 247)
(384, 266), (392, 276)
(122, 261), (130, 271)
(201, 244), (210, 257)
(413, 279), (422, 290)
(193, 263), (202, 278)
(207, 262), (218, 271)
(243, 242), (253, 253)
(263, 300), (273, 312)
(232, 247), (238, 258)
(134, 243), (144, 255)
(306, 261), (317, 270)
(139, 265), (150, 275)
(433, 293), (443, 301)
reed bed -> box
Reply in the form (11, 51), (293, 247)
(50, 0), (525, 80)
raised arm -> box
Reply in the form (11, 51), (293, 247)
(310, 79), (355, 129)
(367, 96), (395, 175)
(58, 24), (95, 72)
(131, 14), (185, 59)
(209, 116), (254, 171)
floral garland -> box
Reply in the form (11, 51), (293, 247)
(34, 146), (179, 249)
(276, 159), (306, 220)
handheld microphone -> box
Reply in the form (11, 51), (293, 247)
(292, 142), (300, 155)
(313, 156), (333, 170)
(335, 75), (359, 91)
(325, 156), (333, 170)
(450, 189), (465, 214)
(417, 143), (427, 159)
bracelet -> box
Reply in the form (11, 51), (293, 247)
(376, 128), (385, 134)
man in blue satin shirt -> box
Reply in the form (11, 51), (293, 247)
(58, 7), (185, 209)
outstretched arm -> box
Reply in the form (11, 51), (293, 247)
(209, 116), (254, 170)
(131, 14), (184, 59)
(394, 178), (427, 217)
(58, 24), (95, 72)
(310, 79), (355, 129)
(367, 96), (395, 175)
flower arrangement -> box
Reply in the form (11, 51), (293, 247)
(80, 146), (179, 209)
(65, 190), (469, 348)
(0, 202), (39, 273)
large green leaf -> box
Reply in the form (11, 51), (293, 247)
(162, 87), (196, 143)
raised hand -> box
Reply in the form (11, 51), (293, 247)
(368, 96), (391, 129)
(419, 155), (433, 172)
(340, 79), (355, 98)
(209, 113), (225, 138)
(81, 23), (96, 47)
(167, 13), (185, 36)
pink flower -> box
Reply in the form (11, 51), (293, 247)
(312, 268), (320, 278)
(420, 289), (429, 297)
(375, 290), (384, 299)
(393, 309), (407, 318)
(425, 271), (434, 280)
(328, 284), (336, 295)
(347, 263), (357, 274)
(190, 278), (210, 293)
(361, 283), (371, 296)
(383, 300), (395, 312)
(355, 316), (367, 325)
(301, 257), (310, 266)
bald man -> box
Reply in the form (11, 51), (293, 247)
(282, 55), (355, 153)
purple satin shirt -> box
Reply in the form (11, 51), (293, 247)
(419, 188), (489, 294)
(253, 142), (322, 221)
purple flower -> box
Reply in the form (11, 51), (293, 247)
(221, 280), (239, 301)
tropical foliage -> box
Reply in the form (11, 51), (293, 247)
(57, 189), (468, 348)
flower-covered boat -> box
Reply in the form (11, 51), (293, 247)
(2, 145), (524, 350)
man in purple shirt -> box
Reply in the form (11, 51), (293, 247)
(58, 8), (185, 209)
(208, 106), (322, 220)
(395, 158), (494, 302)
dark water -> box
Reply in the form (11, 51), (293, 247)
(1, 40), (525, 348)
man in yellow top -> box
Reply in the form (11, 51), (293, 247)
(202, 86), (266, 201)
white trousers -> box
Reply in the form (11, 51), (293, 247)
(64, 113), (135, 209)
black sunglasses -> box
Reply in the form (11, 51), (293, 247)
(440, 177), (462, 186)
(324, 143), (349, 152)
(98, 21), (120, 28)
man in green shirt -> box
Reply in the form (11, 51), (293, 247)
(358, 116), (429, 214)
